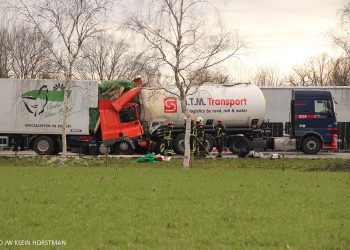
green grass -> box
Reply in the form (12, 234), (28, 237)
(0, 157), (350, 249)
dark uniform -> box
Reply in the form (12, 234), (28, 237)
(164, 121), (174, 156)
(197, 122), (206, 157)
(215, 119), (226, 158)
(190, 119), (197, 155)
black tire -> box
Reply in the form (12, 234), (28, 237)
(33, 136), (55, 155)
(173, 134), (214, 155)
(155, 139), (166, 154)
(115, 141), (134, 155)
(301, 136), (321, 154)
(228, 136), (250, 154)
(174, 134), (185, 155)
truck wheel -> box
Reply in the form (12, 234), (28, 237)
(301, 136), (321, 154)
(155, 139), (166, 154)
(228, 136), (250, 154)
(115, 141), (134, 155)
(174, 134), (185, 155)
(33, 136), (55, 155)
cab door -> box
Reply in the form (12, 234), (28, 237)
(118, 105), (144, 138)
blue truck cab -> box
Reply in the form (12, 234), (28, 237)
(291, 90), (338, 154)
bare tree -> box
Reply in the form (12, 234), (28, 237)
(16, 0), (110, 165)
(8, 25), (53, 79)
(76, 33), (130, 81)
(187, 68), (233, 85)
(0, 26), (10, 78)
(330, 57), (350, 86)
(121, 54), (163, 86)
(331, 1), (350, 86)
(252, 66), (282, 86)
(287, 66), (311, 86)
(287, 54), (332, 86)
(125, 0), (243, 168)
(76, 34), (162, 85)
(333, 2), (350, 58)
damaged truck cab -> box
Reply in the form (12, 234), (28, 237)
(97, 87), (147, 154)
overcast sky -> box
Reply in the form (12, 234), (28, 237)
(117, 0), (345, 81)
(214, 0), (345, 80)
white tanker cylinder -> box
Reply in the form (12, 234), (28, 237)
(140, 83), (266, 132)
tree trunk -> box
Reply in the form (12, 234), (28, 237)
(181, 99), (191, 168)
(59, 72), (72, 166)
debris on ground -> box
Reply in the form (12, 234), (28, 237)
(270, 153), (283, 159)
(246, 150), (264, 158)
(237, 150), (249, 158)
(135, 154), (169, 163)
(136, 154), (157, 163)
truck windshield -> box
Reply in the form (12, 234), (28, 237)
(119, 106), (137, 123)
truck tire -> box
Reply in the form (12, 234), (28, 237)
(173, 134), (214, 155)
(155, 139), (166, 154)
(174, 134), (185, 155)
(33, 136), (55, 155)
(228, 136), (250, 154)
(301, 136), (321, 154)
(115, 141), (134, 155)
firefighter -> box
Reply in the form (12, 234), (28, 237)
(194, 117), (203, 157)
(197, 122), (206, 157)
(190, 118), (197, 155)
(164, 121), (174, 156)
(215, 118), (226, 158)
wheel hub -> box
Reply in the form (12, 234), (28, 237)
(37, 140), (49, 152)
(233, 141), (243, 151)
(120, 142), (129, 151)
(306, 140), (317, 150)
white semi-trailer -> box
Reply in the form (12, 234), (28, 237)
(0, 79), (98, 154)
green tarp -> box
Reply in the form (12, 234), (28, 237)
(135, 153), (157, 163)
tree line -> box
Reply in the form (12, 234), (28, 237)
(0, 23), (163, 84)
(253, 54), (350, 87)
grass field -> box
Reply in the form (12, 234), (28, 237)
(0, 157), (349, 249)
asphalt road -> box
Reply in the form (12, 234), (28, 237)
(1, 150), (350, 159)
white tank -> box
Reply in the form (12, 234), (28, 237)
(140, 83), (266, 132)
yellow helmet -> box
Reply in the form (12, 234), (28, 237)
(196, 117), (203, 122)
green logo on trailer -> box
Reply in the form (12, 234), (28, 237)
(21, 83), (71, 117)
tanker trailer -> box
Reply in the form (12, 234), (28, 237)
(140, 83), (266, 154)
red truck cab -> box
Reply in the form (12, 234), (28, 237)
(98, 87), (148, 154)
